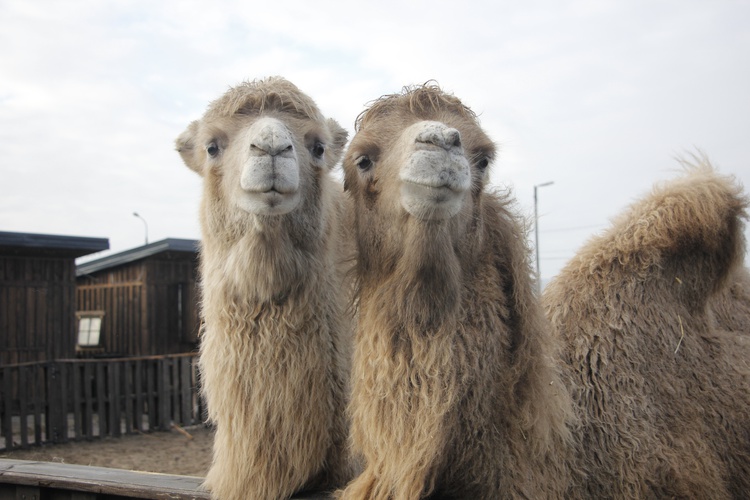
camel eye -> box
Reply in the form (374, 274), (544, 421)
(356, 155), (373, 172)
(475, 156), (489, 170)
(312, 141), (325, 159)
(206, 141), (220, 158)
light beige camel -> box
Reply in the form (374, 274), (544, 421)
(176, 76), (353, 500)
(543, 163), (750, 498)
(338, 84), (574, 499)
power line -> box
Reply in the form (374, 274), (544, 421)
(541, 223), (606, 234)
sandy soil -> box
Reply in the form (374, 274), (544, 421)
(0, 425), (214, 477)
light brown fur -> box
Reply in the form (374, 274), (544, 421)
(176, 77), (354, 500)
(543, 162), (750, 498)
(338, 85), (574, 499)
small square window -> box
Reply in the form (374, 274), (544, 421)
(77, 312), (104, 347)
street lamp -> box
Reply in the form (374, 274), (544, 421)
(534, 181), (554, 295)
(133, 212), (148, 245)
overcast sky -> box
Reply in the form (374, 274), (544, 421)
(1, 0), (748, 282)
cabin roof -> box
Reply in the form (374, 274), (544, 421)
(0, 231), (110, 258)
(76, 238), (199, 277)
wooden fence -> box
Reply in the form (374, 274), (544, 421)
(0, 353), (204, 451)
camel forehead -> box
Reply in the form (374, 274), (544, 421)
(357, 86), (473, 130)
(350, 110), (495, 162)
(354, 90), (493, 154)
(203, 77), (325, 123)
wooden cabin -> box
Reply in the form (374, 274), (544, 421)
(75, 238), (200, 358)
(0, 231), (110, 366)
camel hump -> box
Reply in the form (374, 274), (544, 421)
(616, 155), (747, 263)
(553, 155), (747, 308)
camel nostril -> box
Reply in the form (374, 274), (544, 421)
(446, 130), (461, 149)
(416, 127), (462, 151)
(250, 142), (293, 156)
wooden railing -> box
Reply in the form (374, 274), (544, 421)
(0, 459), (333, 499)
(0, 354), (204, 451)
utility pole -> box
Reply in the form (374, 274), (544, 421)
(534, 181), (554, 295)
(133, 212), (148, 245)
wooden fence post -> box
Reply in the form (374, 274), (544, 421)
(158, 358), (170, 430)
(45, 362), (66, 444)
(1, 366), (13, 450)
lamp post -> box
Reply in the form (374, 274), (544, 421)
(133, 212), (148, 245)
(534, 181), (554, 295)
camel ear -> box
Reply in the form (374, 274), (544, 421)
(611, 163), (747, 305)
(175, 121), (204, 176)
(325, 118), (349, 169)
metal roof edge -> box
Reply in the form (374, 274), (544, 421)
(0, 231), (110, 256)
(76, 238), (200, 277)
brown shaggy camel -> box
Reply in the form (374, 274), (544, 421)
(338, 84), (574, 499)
(712, 266), (750, 334)
(543, 164), (750, 498)
(176, 77), (353, 500)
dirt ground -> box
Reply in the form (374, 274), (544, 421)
(0, 424), (214, 477)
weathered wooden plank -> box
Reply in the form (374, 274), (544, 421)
(73, 362), (83, 439)
(76, 282), (144, 291)
(83, 362), (94, 439)
(32, 366), (43, 446)
(157, 360), (169, 431)
(18, 367), (28, 448)
(146, 362), (157, 431)
(0, 459), (209, 499)
(123, 361), (133, 434)
(179, 358), (191, 426)
(46, 363), (65, 444)
(109, 362), (121, 437)
(1, 367), (12, 450)
(96, 363), (107, 437)
(170, 360), (179, 425)
(0, 460), (335, 500)
(59, 362), (70, 443)
(134, 360), (144, 433)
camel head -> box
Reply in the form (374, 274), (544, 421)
(176, 77), (348, 219)
(343, 84), (496, 276)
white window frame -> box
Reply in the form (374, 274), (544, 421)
(76, 311), (105, 347)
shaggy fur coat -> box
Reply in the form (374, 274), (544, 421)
(176, 77), (354, 500)
(339, 86), (574, 500)
(543, 165), (750, 498)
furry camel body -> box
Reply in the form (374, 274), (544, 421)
(338, 85), (574, 499)
(176, 77), (353, 500)
(543, 165), (750, 498)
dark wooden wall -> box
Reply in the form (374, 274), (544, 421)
(76, 254), (199, 358)
(0, 255), (76, 366)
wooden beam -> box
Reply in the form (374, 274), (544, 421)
(0, 459), (209, 499)
(0, 459), (335, 499)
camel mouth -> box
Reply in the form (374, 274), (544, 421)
(262, 185), (298, 196)
(237, 189), (301, 215)
(402, 179), (464, 193)
(400, 181), (466, 220)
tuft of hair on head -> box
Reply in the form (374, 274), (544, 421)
(204, 76), (325, 123)
(355, 81), (477, 132)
